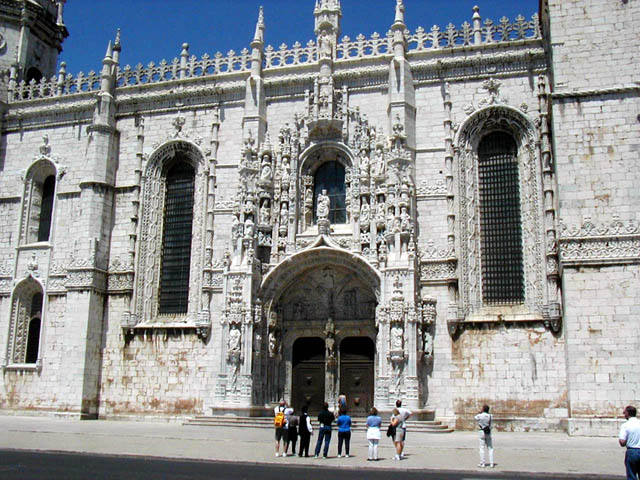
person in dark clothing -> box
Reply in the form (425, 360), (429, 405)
(314, 402), (334, 458)
(288, 409), (299, 456)
(298, 404), (313, 457)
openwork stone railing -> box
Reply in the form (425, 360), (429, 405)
(7, 12), (540, 102)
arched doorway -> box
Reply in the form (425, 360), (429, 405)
(292, 337), (325, 413)
(339, 337), (375, 416)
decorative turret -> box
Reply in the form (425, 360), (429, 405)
(391, 0), (406, 59)
(243, 6), (267, 143)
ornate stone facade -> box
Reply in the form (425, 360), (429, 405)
(0, 0), (638, 435)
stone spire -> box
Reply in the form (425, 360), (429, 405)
(100, 40), (114, 94)
(391, 0), (407, 58)
(250, 6), (265, 77)
(243, 6), (267, 143)
(112, 29), (121, 66)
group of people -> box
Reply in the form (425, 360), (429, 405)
(274, 397), (413, 461)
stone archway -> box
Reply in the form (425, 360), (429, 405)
(259, 243), (380, 407)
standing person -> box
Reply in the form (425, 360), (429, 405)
(282, 404), (294, 456)
(298, 405), (313, 457)
(274, 400), (287, 457)
(288, 409), (299, 457)
(619, 405), (640, 480)
(366, 407), (382, 461)
(314, 402), (334, 458)
(395, 399), (412, 458)
(336, 407), (352, 458)
(390, 408), (403, 460)
(475, 404), (494, 468)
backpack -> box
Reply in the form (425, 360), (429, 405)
(274, 407), (285, 428)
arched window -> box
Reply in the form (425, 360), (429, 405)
(21, 161), (57, 245)
(477, 131), (524, 304)
(158, 161), (195, 314)
(37, 175), (55, 242)
(314, 161), (346, 224)
(8, 280), (44, 365)
(25, 292), (43, 364)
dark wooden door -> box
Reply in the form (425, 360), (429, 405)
(339, 337), (375, 416)
(292, 337), (325, 414)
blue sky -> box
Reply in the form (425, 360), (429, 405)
(59, 0), (539, 75)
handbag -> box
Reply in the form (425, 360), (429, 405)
(482, 414), (492, 434)
(386, 423), (396, 438)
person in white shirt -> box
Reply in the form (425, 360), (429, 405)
(394, 399), (412, 459)
(474, 404), (494, 468)
(619, 405), (640, 480)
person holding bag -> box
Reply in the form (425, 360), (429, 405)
(475, 404), (494, 468)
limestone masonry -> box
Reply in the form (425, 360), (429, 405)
(0, 0), (638, 436)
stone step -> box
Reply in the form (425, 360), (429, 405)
(183, 416), (454, 433)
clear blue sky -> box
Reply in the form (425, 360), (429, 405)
(59, 0), (539, 75)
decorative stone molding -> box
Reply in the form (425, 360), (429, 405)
(559, 217), (640, 266)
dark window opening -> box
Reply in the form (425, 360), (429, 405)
(37, 175), (55, 242)
(25, 67), (43, 85)
(25, 292), (43, 363)
(257, 246), (271, 265)
(292, 337), (325, 367)
(313, 161), (346, 224)
(478, 131), (524, 304)
(158, 162), (195, 314)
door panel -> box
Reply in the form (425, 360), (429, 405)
(340, 361), (374, 416)
(292, 362), (325, 414)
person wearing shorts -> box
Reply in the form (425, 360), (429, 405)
(274, 400), (287, 457)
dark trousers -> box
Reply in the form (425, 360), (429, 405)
(288, 426), (298, 453)
(337, 431), (351, 455)
(314, 426), (331, 457)
(298, 432), (311, 457)
(626, 448), (640, 480)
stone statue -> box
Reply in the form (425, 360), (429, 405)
(360, 153), (370, 175)
(324, 317), (338, 359)
(400, 206), (411, 232)
(317, 189), (330, 220)
(360, 198), (370, 227)
(260, 159), (272, 182)
(228, 327), (241, 352)
(244, 217), (255, 238)
(422, 329), (433, 357)
(260, 200), (271, 224)
(268, 331), (277, 356)
(391, 324), (403, 351)
(319, 30), (332, 59)
(279, 203), (289, 226)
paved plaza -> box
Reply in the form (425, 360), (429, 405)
(0, 416), (624, 478)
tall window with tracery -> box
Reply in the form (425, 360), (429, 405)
(313, 161), (346, 224)
(8, 280), (44, 365)
(477, 131), (524, 304)
(158, 162), (195, 314)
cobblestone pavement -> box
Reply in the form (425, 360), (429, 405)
(0, 415), (624, 478)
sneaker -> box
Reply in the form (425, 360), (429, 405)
(400, 453), (405, 458)
(488, 464), (495, 468)
(478, 463), (485, 468)
(275, 453), (279, 457)
(337, 454), (341, 458)
(314, 455), (319, 459)
(345, 454), (349, 458)
(394, 455), (401, 461)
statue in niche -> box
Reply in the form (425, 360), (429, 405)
(244, 217), (255, 238)
(279, 203), (289, 226)
(373, 146), (385, 176)
(231, 215), (242, 242)
(390, 324), (404, 351)
(319, 30), (332, 59)
(281, 162), (291, 186)
(400, 206), (411, 232)
(305, 188), (313, 206)
(268, 330), (278, 357)
(260, 157), (272, 182)
(260, 200), (271, 224)
(228, 327), (242, 353)
(422, 329), (434, 357)
(375, 202), (385, 222)
(360, 198), (370, 228)
(360, 153), (370, 175)
(317, 189), (330, 220)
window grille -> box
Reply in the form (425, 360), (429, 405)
(313, 161), (346, 224)
(478, 131), (524, 304)
(158, 162), (195, 314)
(37, 175), (55, 242)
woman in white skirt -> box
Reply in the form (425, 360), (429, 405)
(366, 407), (382, 461)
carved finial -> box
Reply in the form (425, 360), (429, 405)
(104, 40), (113, 60)
(114, 29), (121, 50)
(253, 6), (265, 44)
(472, 5), (481, 20)
(394, 0), (405, 26)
